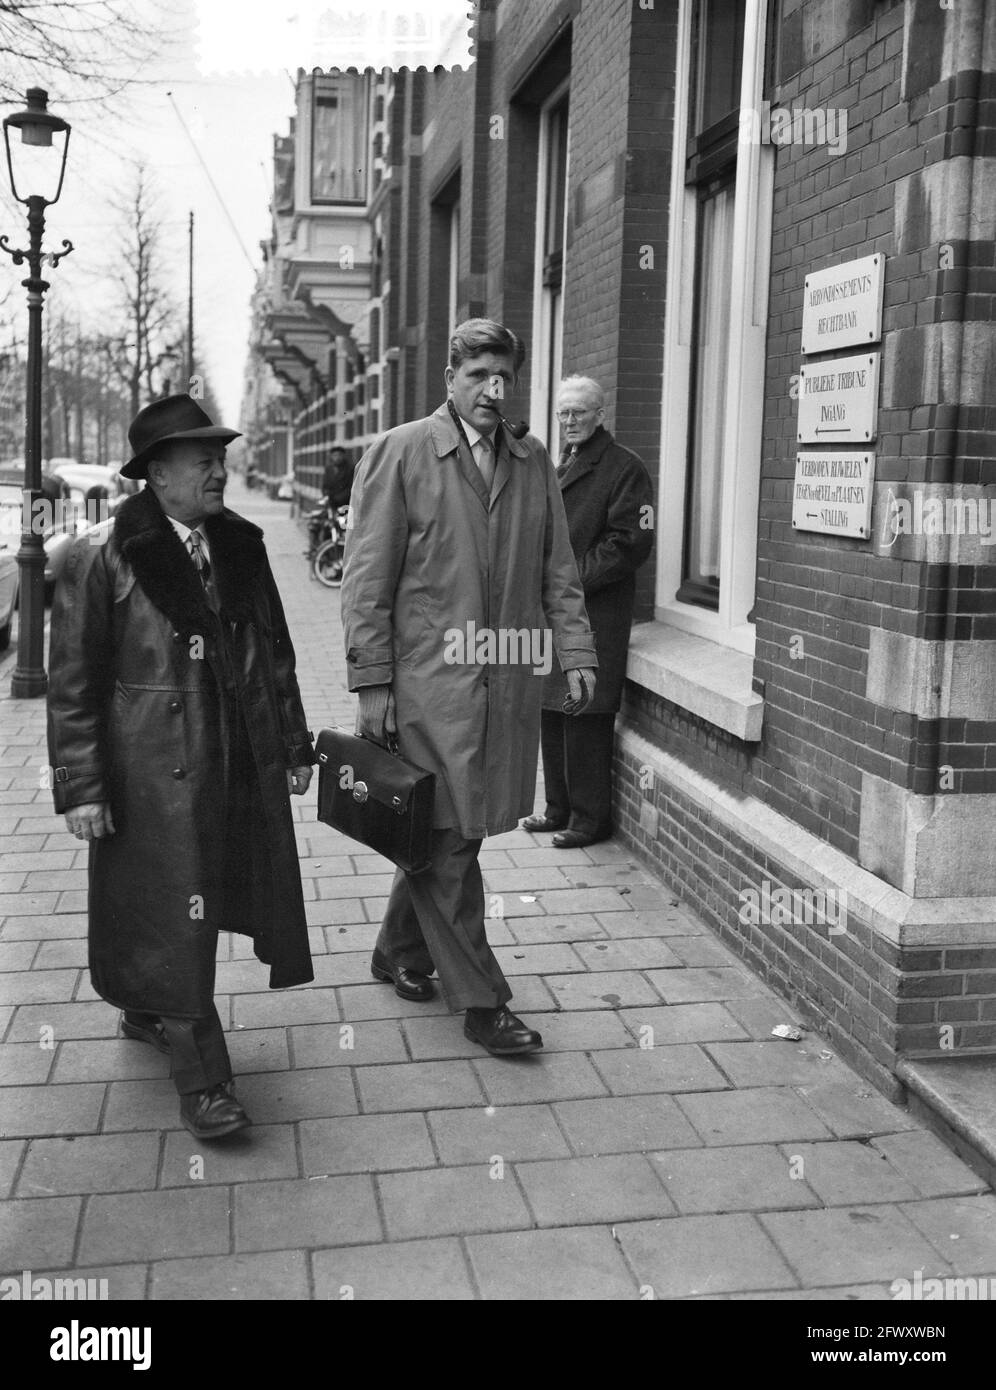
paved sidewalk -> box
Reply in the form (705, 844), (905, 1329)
(1, 479), (995, 1300)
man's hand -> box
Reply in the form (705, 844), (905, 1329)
(65, 802), (115, 841)
(355, 685), (398, 745)
(564, 667), (596, 715)
(287, 766), (313, 796)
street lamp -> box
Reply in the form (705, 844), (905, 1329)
(0, 87), (72, 697)
(156, 346), (182, 398)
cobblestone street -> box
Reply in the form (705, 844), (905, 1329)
(1, 479), (994, 1301)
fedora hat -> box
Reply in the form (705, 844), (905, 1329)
(122, 394), (241, 479)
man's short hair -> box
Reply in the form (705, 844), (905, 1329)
(449, 318), (526, 373)
(558, 375), (605, 409)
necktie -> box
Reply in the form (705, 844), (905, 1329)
(187, 530), (210, 587)
(558, 445), (578, 475)
(476, 434), (496, 491)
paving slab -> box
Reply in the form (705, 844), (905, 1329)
(428, 1103), (571, 1165)
(0, 1195), (82, 1273)
(615, 1212), (798, 1298)
(758, 1205), (954, 1287)
(572, 939), (682, 972)
(290, 1019), (408, 1068)
(870, 1129), (991, 1199)
(554, 1094), (702, 1156)
(0, 1040), (55, 1085)
(516, 1153), (674, 1226)
(300, 1112), (436, 1175)
(504, 913), (608, 944)
(543, 970), (661, 1011)
(466, 1226), (640, 1300)
(796, 1080), (920, 1139)
(234, 1175), (381, 1252)
(650, 1144), (820, 1214)
(151, 1250), (310, 1300)
(675, 1087), (835, 1146)
(0, 1081), (104, 1137)
(617, 1003), (749, 1046)
(776, 1141), (920, 1206)
(377, 1164), (533, 1240)
(355, 1059), (485, 1113)
(235, 1067), (359, 1123)
(0, 1138), (24, 1198)
(311, 1237), (476, 1300)
(18, 1132), (160, 1197)
(473, 1052), (608, 1106)
(161, 1123), (299, 1186)
(898, 1194), (996, 1275)
(79, 1188), (233, 1266)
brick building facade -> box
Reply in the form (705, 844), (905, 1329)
(242, 0), (996, 1113)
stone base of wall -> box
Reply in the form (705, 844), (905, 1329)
(614, 726), (996, 1104)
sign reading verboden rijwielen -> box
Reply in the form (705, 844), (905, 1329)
(792, 452), (875, 540)
(801, 253), (884, 354)
(797, 352), (880, 445)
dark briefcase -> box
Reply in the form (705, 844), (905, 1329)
(315, 728), (436, 874)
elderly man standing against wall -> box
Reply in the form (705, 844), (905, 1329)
(341, 319), (597, 1057)
(47, 394), (315, 1140)
(523, 375), (654, 848)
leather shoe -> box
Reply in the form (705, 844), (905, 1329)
(464, 1005), (543, 1056)
(180, 1083), (251, 1139)
(522, 814), (567, 832)
(552, 828), (611, 849)
(121, 1012), (170, 1055)
(371, 949), (435, 1002)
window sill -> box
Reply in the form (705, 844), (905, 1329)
(626, 620), (764, 742)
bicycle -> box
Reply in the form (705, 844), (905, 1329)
(310, 503), (350, 587)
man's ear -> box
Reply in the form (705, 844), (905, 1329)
(443, 365), (455, 393)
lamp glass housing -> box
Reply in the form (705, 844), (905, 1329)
(3, 89), (71, 206)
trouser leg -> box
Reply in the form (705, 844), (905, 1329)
(159, 1006), (231, 1095)
(377, 827), (511, 1012)
(539, 710), (569, 823)
(564, 711), (616, 837)
(377, 869), (437, 976)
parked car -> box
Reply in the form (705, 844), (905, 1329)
(0, 466), (83, 604)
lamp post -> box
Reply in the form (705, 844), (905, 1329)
(0, 87), (72, 698)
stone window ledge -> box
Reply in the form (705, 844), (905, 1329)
(626, 621), (764, 742)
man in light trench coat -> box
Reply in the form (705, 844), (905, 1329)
(341, 318), (597, 1055)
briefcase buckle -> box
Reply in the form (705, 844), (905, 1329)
(352, 781), (369, 803)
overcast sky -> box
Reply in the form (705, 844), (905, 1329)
(0, 0), (472, 430)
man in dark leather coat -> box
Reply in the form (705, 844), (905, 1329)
(47, 395), (315, 1140)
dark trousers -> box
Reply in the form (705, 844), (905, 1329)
(124, 1006), (231, 1095)
(540, 709), (616, 837)
(376, 827), (512, 1012)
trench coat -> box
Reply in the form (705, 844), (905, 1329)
(46, 487), (315, 1018)
(542, 426), (654, 714)
(341, 402), (598, 838)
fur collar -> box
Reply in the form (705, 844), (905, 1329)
(114, 487), (266, 634)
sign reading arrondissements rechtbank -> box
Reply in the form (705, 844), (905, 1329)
(801, 254), (884, 354)
(798, 352), (880, 444)
(792, 452), (875, 539)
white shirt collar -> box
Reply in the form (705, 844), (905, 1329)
(460, 418), (498, 451)
(166, 515), (210, 558)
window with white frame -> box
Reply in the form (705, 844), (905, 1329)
(311, 74), (368, 205)
(530, 81), (570, 454)
(658, 0), (773, 654)
(448, 199), (461, 339)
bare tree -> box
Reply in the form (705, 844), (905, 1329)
(104, 166), (182, 417)
(0, 1), (175, 106)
